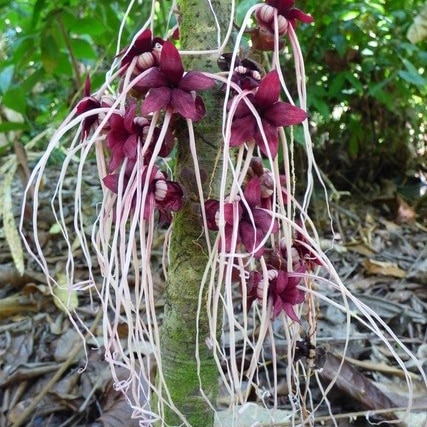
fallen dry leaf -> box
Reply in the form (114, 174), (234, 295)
(395, 195), (416, 224)
(364, 259), (406, 278)
(319, 352), (406, 426)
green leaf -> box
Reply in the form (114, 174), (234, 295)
(398, 58), (426, 87)
(2, 87), (27, 114)
(21, 68), (46, 92)
(398, 70), (426, 87)
(10, 37), (37, 70)
(366, 2), (385, 14)
(69, 17), (105, 36)
(401, 58), (422, 75)
(236, 0), (259, 24)
(40, 31), (59, 74)
(310, 97), (330, 119)
(344, 72), (364, 93)
(0, 122), (29, 133)
(348, 133), (359, 157)
(328, 73), (346, 97)
(52, 51), (74, 77)
(70, 37), (97, 60)
(341, 10), (360, 21)
(31, 0), (47, 28)
(368, 83), (393, 106)
(0, 65), (14, 94)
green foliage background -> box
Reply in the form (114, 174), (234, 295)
(1, 0), (426, 186)
(0, 0), (173, 149)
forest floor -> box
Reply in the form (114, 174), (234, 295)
(0, 159), (426, 427)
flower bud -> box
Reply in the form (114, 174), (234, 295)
(260, 171), (274, 198)
(101, 95), (115, 108)
(136, 52), (155, 71)
(255, 4), (289, 36)
(276, 15), (289, 36)
(155, 179), (168, 202)
(267, 269), (278, 281)
(235, 65), (248, 75)
(256, 5), (275, 26)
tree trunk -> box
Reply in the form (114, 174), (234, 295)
(159, 1), (231, 426)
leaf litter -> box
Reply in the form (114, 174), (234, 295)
(1, 161), (426, 427)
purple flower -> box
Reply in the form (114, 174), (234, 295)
(218, 54), (262, 90)
(105, 104), (174, 173)
(103, 165), (183, 224)
(255, 0), (313, 36)
(75, 76), (101, 139)
(248, 266), (305, 320)
(229, 70), (307, 157)
(117, 29), (163, 74)
(136, 41), (215, 120)
(205, 176), (279, 257)
(282, 227), (322, 270)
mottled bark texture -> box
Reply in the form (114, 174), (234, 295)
(159, 1), (231, 426)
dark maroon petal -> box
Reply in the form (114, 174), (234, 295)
(137, 67), (169, 88)
(240, 221), (265, 257)
(179, 71), (215, 91)
(158, 209), (172, 226)
(133, 29), (154, 52)
(230, 93), (255, 118)
(194, 95), (206, 121)
(247, 270), (262, 308)
(123, 134), (138, 159)
(254, 120), (279, 157)
(223, 202), (242, 225)
(158, 182), (183, 211)
(159, 41), (184, 85)
(263, 102), (307, 127)
(81, 116), (98, 139)
(108, 146), (125, 172)
(103, 174), (120, 193)
(255, 71), (280, 109)
(108, 113), (123, 130)
(223, 223), (237, 252)
(76, 97), (100, 115)
(119, 29), (153, 69)
(141, 87), (171, 115)
(171, 88), (198, 120)
(229, 116), (256, 147)
(124, 104), (136, 133)
(284, 279), (305, 304)
(244, 177), (262, 207)
(266, 0), (281, 9)
(157, 128), (175, 157)
(269, 0), (294, 13)
(253, 208), (278, 234)
(125, 158), (137, 175)
(204, 199), (220, 230)
(84, 75), (91, 97)
(285, 8), (313, 24)
(282, 303), (300, 322)
(106, 129), (127, 150)
(274, 270), (288, 295)
(272, 298), (284, 318)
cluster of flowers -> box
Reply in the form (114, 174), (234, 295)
(75, 0), (315, 320)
